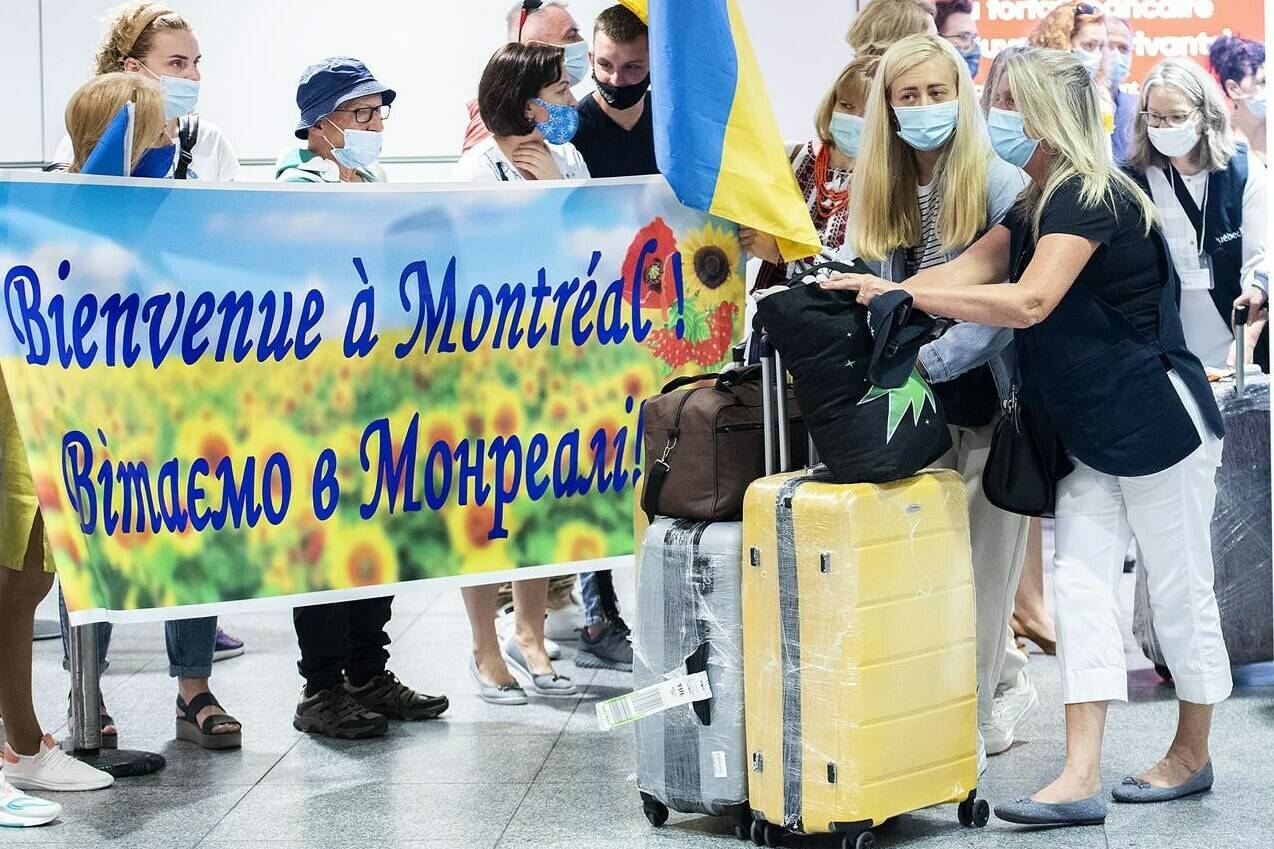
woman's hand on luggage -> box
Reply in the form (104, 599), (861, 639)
(1234, 285), (1269, 321)
(819, 273), (897, 305)
(739, 228), (783, 264)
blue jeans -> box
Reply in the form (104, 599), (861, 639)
(58, 587), (219, 679)
(579, 570), (620, 627)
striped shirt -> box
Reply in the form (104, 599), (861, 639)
(905, 180), (946, 279)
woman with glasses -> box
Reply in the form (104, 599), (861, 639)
(936, 0), (981, 79)
(826, 46), (1232, 827)
(1209, 35), (1266, 164)
(1127, 58), (1268, 370)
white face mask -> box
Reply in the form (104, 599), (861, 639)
(1147, 116), (1201, 158)
(139, 63), (200, 119)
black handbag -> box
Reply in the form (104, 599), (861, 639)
(983, 377), (1056, 517)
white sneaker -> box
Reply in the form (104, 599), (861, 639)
(0, 777), (61, 827)
(544, 595), (586, 643)
(3, 737), (114, 792)
(494, 604), (562, 660)
(986, 669), (1040, 755)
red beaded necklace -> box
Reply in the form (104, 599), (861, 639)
(812, 143), (851, 222)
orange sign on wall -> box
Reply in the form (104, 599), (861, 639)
(973, 0), (1265, 86)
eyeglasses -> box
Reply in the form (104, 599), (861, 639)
(943, 32), (979, 48)
(1073, 2), (1099, 16)
(518, 0), (544, 41)
(1140, 109), (1196, 128)
(331, 104), (392, 124)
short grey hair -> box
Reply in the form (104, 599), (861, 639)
(1129, 57), (1237, 173)
(506, 1), (571, 42)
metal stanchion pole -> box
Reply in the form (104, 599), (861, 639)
(65, 623), (165, 777)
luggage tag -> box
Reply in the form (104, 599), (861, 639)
(595, 671), (713, 731)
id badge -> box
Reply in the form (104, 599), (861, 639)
(1178, 266), (1213, 291)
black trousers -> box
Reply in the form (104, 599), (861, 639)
(294, 596), (393, 691)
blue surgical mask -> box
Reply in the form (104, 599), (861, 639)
(532, 96), (580, 145)
(132, 143), (176, 178)
(141, 64), (199, 119)
(1073, 48), (1103, 78)
(893, 100), (959, 151)
(1246, 92), (1267, 121)
(562, 40), (590, 86)
(1109, 50), (1133, 87)
(961, 45), (982, 79)
(322, 121), (383, 170)
(829, 112), (864, 158)
(988, 108), (1040, 169)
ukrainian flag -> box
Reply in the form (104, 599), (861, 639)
(620, 0), (821, 261)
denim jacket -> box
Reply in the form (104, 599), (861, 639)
(872, 156), (1028, 401)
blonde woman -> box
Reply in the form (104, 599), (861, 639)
(0, 73), (176, 801)
(828, 47), (1230, 826)
(1127, 58), (1268, 369)
(845, 0), (936, 57)
(741, 55), (879, 287)
(52, 2), (240, 181)
(848, 33), (1032, 770)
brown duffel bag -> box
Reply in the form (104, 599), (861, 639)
(640, 365), (807, 522)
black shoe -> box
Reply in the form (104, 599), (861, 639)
(293, 685), (389, 739)
(345, 671), (449, 721)
(574, 620), (634, 672)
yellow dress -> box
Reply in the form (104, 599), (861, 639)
(0, 367), (55, 572)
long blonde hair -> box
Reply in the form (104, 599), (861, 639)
(846, 0), (936, 57)
(850, 33), (990, 263)
(1002, 48), (1157, 238)
(66, 72), (166, 173)
(1129, 58), (1238, 174)
(93, 2), (191, 75)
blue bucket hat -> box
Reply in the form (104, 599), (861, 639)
(294, 57), (396, 139)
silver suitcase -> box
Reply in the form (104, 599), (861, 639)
(633, 517), (750, 832)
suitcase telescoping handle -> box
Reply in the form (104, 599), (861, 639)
(758, 334), (816, 475)
(1234, 305), (1250, 396)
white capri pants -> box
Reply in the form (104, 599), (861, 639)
(1052, 372), (1232, 706)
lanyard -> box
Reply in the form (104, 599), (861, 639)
(1168, 166), (1208, 256)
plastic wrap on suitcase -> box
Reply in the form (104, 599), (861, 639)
(1134, 374), (1273, 668)
(633, 518), (749, 820)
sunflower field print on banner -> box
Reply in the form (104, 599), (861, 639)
(0, 174), (744, 623)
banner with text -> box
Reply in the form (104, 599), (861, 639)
(971, 0), (1264, 86)
(0, 174), (744, 623)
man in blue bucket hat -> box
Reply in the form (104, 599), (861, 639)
(275, 57), (396, 183)
(275, 59), (448, 739)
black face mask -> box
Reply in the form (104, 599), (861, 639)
(594, 72), (650, 110)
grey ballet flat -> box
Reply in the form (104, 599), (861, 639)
(502, 638), (578, 698)
(1112, 761), (1213, 803)
(995, 794), (1107, 826)
(468, 655), (527, 705)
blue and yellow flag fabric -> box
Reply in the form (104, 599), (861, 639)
(619, 0), (821, 262)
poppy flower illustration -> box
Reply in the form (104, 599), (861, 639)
(622, 217), (680, 313)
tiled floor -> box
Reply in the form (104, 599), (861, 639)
(14, 568), (1273, 849)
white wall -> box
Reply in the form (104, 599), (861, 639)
(10, 0), (859, 178)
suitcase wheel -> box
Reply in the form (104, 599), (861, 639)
(842, 831), (876, 849)
(733, 821), (749, 841)
(958, 795), (990, 828)
(750, 819), (764, 846)
(639, 793), (668, 828)
(763, 821), (783, 848)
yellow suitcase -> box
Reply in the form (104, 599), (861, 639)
(741, 467), (984, 847)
